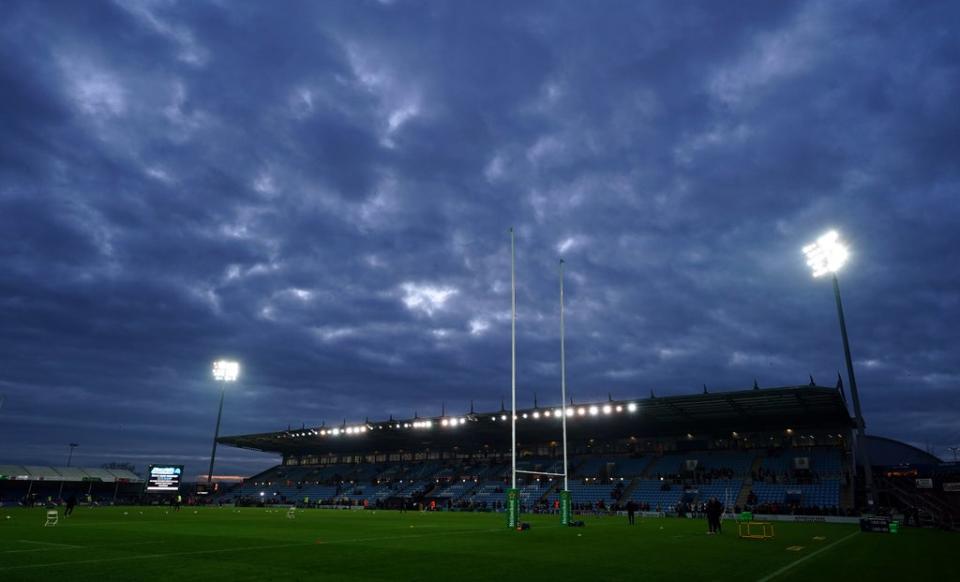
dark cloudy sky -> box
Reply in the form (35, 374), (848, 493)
(1, 0), (958, 478)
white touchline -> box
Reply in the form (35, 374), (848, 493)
(15, 540), (83, 549)
(756, 530), (860, 582)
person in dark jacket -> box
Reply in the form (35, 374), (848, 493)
(626, 500), (637, 525)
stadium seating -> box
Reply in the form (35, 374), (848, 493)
(644, 454), (687, 477)
(751, 480), (841, 508)
(692, 480), (743, 505)
(760, 447), (843, 480)
(548, 482), (617, 506)
(628, 480), (684, 511)
(432, 480), (479, 501)
(466, 481), (507, 505)
(693, 452), (753, 476)
(612, 458), (650, 477)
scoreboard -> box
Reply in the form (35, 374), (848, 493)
(146, 465), (183, 492)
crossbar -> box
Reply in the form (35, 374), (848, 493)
(515, 470), (566, 476)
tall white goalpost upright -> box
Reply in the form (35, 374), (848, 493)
(559, 259), (572, 524)
(504, 232), (571, 528)
(507, 228), (520, 528)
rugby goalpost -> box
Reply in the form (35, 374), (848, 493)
(506, 229), (571, 529)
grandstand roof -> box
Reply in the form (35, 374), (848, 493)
(0, 465), (142, 483)
(219, 384), (854, 456)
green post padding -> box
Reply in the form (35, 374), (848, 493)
(740, 511), (753, 522)
(506, 488), (520, 529)
(560, 490), (572, 525)
(889, 521), (899, 534)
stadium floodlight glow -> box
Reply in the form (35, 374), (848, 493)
(803, 228), (875, 507)
(522, 413), (528, 419)
(615, 405), (623, 412)
(208, 359), (240, 485)
(566, 408), (575, 417)
(532, 411), (540, 419)
(577, 407), (586, 416)
(212, 360), (240, 382)
(627, 403), (638, 412)
(803, 230), (849, 278)
(441, 419), (449, 426)
(543, 410), (551, 417)
(501, 414), (507, 421)
(588, 406), (599, 416)
(459, 417), (466, 425)
(602, 405), (612, 415)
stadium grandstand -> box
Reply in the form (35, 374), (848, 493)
(218, 382), (878, 517)
(0, 465), (143, 506)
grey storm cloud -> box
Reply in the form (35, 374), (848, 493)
(1, 0), (958, 476)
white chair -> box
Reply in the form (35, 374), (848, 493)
(44, 510), (59, 527)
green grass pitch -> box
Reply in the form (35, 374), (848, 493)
(0, 506), (952, 581)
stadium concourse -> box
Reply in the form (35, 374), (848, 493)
(218, 383), (864, 517)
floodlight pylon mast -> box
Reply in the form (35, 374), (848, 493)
(831, 272), (875, 507)
(510, 228), (517, 492)
(559, 259), (569, 493)
(207, 383), (226, 486)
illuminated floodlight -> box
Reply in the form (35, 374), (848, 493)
(543, 410), (551, 417)
(803, 230), (849, 278)
(602, 405), (612, 415)
(533, 411), (541, 419)
(331, 428), (340, 436)
(501, 414), (507, 421)
(577, 407), (586, 416)
(212, 360), (240, 382)
(627, 403), (638, 412)
(615, 405), (623, 412)
(566, 408), (575, 417)
(458, 418), (466, 425)
(441, 419), (449, 426)
(522, 413), (528, 419)
(320, 430), (327, 436)
(588, 406), (599, 416)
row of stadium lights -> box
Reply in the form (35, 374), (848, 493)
(494, 402), (639, 421)
(282, 402), (640, 438)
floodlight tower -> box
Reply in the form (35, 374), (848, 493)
(208, 360), (239, 485)
(803, 230), (875, 508)
(66, 442), (79, 467)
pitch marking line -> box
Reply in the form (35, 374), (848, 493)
(3, 541), (160, 554)
(15, 540), (84, 549)
(756, 530), (860, 582)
